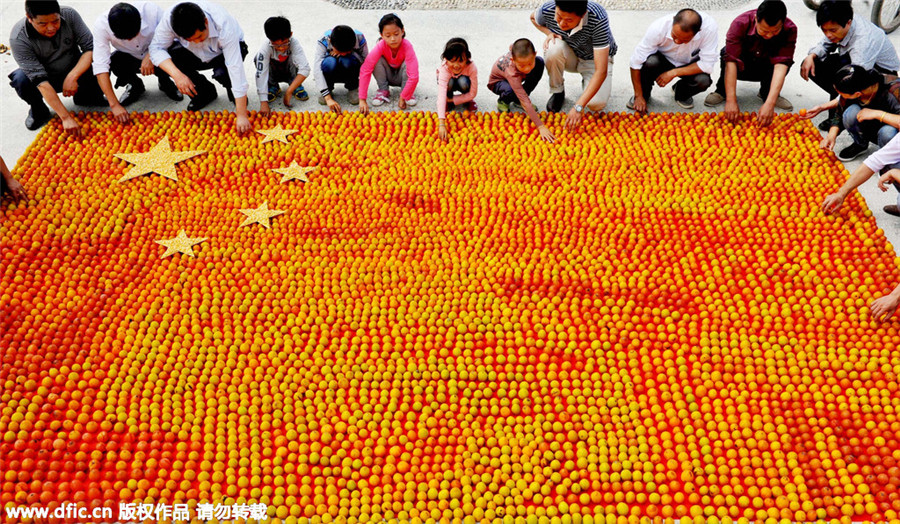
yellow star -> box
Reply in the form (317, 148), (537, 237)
(256, 124), (297, 144)
(239, 201), (285, 229)
(115, 136), (205, 183)
(155, 230), (207, 258)
(272, 161), (315, 184)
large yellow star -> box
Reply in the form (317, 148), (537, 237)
(272, 161), (315, 184)
(256, 124), (297, 144)
(115, 136), (205, 183)
(155, 230), (207, 258)
(239, 201), (285, 229)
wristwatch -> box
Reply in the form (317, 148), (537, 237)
(574, 104), (584, 113)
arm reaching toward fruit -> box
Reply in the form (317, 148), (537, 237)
(822, 164), (876, 214)
(871, 283), (900, 322)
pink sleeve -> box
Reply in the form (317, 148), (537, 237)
(399, 40), (419, 101)
(436, 63), (450, 119)
(452, 62), (478, 106)
(358, 40), (385, 101)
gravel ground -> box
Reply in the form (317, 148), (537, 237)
(329, 0), (752, 10)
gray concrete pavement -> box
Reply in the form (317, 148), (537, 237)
(1, 0), (899, 252)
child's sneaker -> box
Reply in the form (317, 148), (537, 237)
(406, 96), (418, 107)
(267, 85), (281, 103)
(371, 90), (390, 107)
(293, 86), (309, 101)
(348, 89), (360, 105)
(497, 100), (510, 113)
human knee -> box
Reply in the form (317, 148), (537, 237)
(456, 75), (471, 93)
(320, 56), (338, 75)
(695, 74), (712, 90)
(587, 100), (606, 112)
(878, 124), (898, 147)
(843, 104), (861, 128)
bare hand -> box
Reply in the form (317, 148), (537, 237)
(870, 293), (899, 322)
(538, 125), (556, 143)
(799, 105), (824, 120)
(724, 99), (740, 123)
(565, 108), (583, 131)
(175, 73), (197, 97)
(757, 102), (775, 127)
(61, 115), (82, 136)
(820, 134), (836, 151)
(4, 178), (28, 204)
(398, 98), (407, 110)
(259, 101), (272, 117)
(110, 103), (130, 124)
(359, 99), (370, 115)
(632, 96), (647, 114)
(283, 91), (293, 107)
(62, 74), (79, 97)
(822, 192), (845, 214)
(655, 70), (677, 88)
(877, 169), (900, 191)
(438, 123), (448, 143)
(326, 96), (342, 114)
(543, 33), (561, 52)
(236, 114), (251, 135)
(140, 55), (154, 76)
(800, 55), (816, 81)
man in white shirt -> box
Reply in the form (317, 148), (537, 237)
(93, 2), (183, 124)
(150, 1), (251, 134)
(627, 9), (718, 112)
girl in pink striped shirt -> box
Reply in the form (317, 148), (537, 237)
(436, 38), (478, 142)
(359, 14), (419, 113)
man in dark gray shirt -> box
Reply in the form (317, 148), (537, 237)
(8, 0), (104, 133)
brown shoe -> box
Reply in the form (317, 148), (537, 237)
(885, 205), (900, 217)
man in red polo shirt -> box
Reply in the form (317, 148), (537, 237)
(704, 0), (796, 126)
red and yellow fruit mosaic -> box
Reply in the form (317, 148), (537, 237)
(2, 110), (900, 523)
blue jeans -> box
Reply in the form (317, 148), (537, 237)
(321, 55), (361, 92)
(448, 75), (471, 97)
(843, 103), (898, 148)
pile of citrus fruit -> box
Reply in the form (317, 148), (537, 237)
(2, 109), (899, 524)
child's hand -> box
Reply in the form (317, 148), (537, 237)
(538, 125), (555, 143)
(878, 169), (900, 191)
(398, 98), (407, 110)
(359, 99), (369, 115)
(283, 91), (293, 107)
(438, 122), (448, 142)
(236, 115), (252, 135)
(326, 96), (342, 114)
(259, 101), (272, 117)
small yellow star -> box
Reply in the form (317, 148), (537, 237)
(272, 161), (315, 184)
(155, 230), (207, 258)
(256, 124), (297, 144)
(115, 136), (205, 183)
(239, 201), (285, 229)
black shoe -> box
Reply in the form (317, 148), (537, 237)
(837, 142), (868, 161)
(818, 119), (833, 132)
(187, 85), (217, 111)
(546, 92), (565, 113)
(159, 81), (184, 102)
(885, 205), (900, 217)
(25, 106), (51, 130)
(119, 82), (146, 106)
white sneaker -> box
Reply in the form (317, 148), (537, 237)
(406, 96), (418, 107)
(371, 90), (390, 107)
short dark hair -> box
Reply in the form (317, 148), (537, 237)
(330, 25), (356, 53)
(25, 0), (60, 18)
(264, 16), (291, 41)
(171, 2), (206, 39)
(378, 13), (404, 34)
(756, 0), (787, 26)
(817, 0), (853, 27)
(441, 37), (471, 63)
(108, 3), (141, 40)
(834, 65), (882, 94)
(555, 0), (588, 17)
(511, 38), (536, 59)
(673, 8), (702, 34)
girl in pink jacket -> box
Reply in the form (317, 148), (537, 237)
(359, 13), (419, 113)
(436, 38), (478, 142)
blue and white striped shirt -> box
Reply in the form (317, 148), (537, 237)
(534, 1), (617, 61)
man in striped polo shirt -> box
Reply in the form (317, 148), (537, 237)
(531, 0), (616, 130)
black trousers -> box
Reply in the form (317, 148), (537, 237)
(168, 41), (249, 95)
(109, 50), (177, 90)
(9, 67), (104, 112)
(639, 52), (712, 101)
(714, 56), (777, 98)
